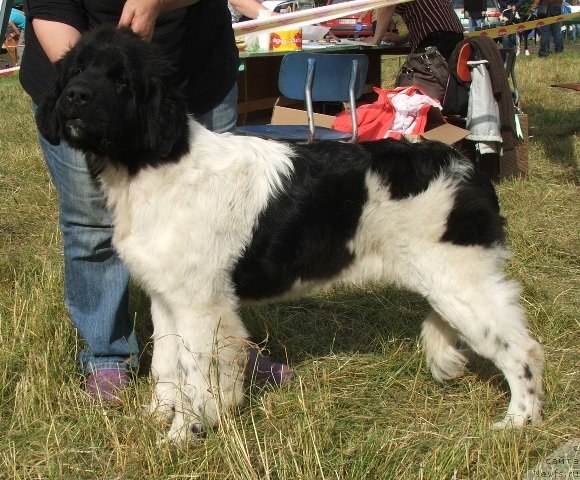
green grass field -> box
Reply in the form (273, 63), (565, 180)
(0, 48), (578, 479)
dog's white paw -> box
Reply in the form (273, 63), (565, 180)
(143, 381), (178, 421)
(491, 414), (528, 430)
(143, 398), (175, 422)
(164, 408), (209, 444)
(161, 353), (246, 442)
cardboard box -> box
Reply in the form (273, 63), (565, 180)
(271, 104), (335, 129)
(404, 108), (470, 145)
(499, 113), (529, 179)
(270, 103), (470, 146)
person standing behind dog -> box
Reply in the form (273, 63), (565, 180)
(464, 0), (485, 32)
(19, 0), (291, 403)
(532, 0), (564, 56)
(6, 8), (26, 65)
(366, 0), (464, 60)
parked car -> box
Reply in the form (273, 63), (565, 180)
(320, 0), (374, 38)
(452, 0), (502, 31)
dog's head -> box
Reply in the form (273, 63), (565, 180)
(500, 8), (520, 25)
(36, 26), (189, 172)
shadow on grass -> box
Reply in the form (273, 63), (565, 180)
(525, 102), (580, 181)
(243, 286), (429, 362)
(130, 284), (431, 375)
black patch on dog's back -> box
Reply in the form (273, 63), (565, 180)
(361, 138), (505, 248)
(233, 139), (463, 301)
(362, 139), (455, 199)
(441, 169), (506, 247)
(233, 142), (370, 300)
(355, 139), (505, 246)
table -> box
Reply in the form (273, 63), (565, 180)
(237, 43), (409, 124)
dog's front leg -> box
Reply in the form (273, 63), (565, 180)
(165, 303), (249, 443)
(145, 295), (180, 421)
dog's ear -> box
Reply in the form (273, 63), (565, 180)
(142, 74), (188, 158)
(36, 61), (63, 145)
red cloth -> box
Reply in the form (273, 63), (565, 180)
(332, 86), (440, 142)
(332, 87), (396, 142)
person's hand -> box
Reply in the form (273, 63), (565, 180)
(382, 31), (401, 43)
(362, 36), (380, 45)
(119, 0), (164, 41)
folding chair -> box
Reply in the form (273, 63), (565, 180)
(237, 52), (369, 143)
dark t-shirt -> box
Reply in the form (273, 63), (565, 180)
(464, 0), (485, 18)
(20, 0), (239, 115)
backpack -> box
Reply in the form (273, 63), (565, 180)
(395, 46), (449, 102)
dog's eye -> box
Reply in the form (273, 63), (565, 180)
(74, 64), (85, 75)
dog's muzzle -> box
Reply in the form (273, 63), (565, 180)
(65, 83), (94, 106)
(60, 83), (93, 139)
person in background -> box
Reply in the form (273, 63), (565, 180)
(20, 0), (291, 403)
(229, 0), (275, 22)
(464, 0), (485, 32)
(562, 0), (579, 41)
(366, 0), (464, 60)
(6, 8), (26, 65)
(532, 0), (564, 56)
(370, 10), (399, 39)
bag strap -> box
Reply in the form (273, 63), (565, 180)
(419, 47), (449, 87)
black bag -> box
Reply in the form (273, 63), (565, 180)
(395, 46), (449, 102)
(441, 70), (470, 117)
(441, 40), (483, 117)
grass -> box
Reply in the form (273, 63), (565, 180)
(1, 47), (579, 479)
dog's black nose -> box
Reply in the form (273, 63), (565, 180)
(65, 84), (93, 105)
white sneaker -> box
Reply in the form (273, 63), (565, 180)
(525, 49), (530, 56)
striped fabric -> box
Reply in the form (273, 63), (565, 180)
(395, 0), (464, 51)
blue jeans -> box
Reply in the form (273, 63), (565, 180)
(538, 6), (564, 56)
(37, 83), (238, 374)
(501, 34), (518, 49)
(468, 17), (484, 32)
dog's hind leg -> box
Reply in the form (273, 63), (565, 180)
(421, 311), (468, 382)
(165, 304), (248, 442)
(421, 248), (544, 428)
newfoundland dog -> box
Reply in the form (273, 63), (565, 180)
(37, 26), (544, 442)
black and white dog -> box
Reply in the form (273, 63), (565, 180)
(37, 26), (544, 442)
(500, 7), (535, 55)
